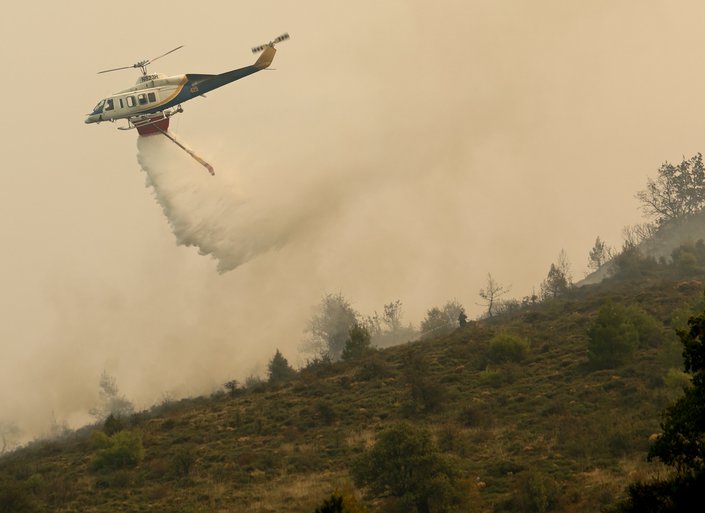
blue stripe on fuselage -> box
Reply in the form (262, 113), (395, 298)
(136, 64), (261, 115)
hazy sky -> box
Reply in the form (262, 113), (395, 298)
(3, 0), (705, 441)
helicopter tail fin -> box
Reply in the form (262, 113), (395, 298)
(254, 46), (276, 70)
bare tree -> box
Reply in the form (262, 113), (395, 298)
(556, 249), (573, 285)
(478, 273), (510, 318)
(622, 223), (656, 249)
(364, 300), (416, 347)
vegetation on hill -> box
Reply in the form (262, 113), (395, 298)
(613, 296), (705, 513)
(3, 154), (705, 512)
(1, 244), (705, 512)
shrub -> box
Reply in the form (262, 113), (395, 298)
(351, 423), (468, 513)
(487, 332), (529, 363)
(404, 354), (446, 414)
(514, 471), (559, 513)
(355, 352), (393, 381)
(315, 400), (337, 425)
(457, 404), (484, 427)
(663, 367), (691, 391)
(173, 445), (196, 478)
(479, 368), (506, 388)
(587, 302), (639, 368)
(624, 306), (666, 347)
(90, 430), (144, 472)
(314, 492), (368, 513)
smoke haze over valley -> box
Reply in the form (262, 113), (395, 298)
(4, 0), (705, 444)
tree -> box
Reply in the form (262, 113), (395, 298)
(89, 371), (134, 421)
(587, 302), (639, 368)
(587, 236), (612, 271)
(419, 300), (465, 338)
(478, 273), (510, 318)
(351, 423), (467, 513)
(419, 308), (449, 337)
(342, 324), (373, 361)
(267, 349), (296, 385)
(636, 153), (705, 225)
(539, 264), (569, 300)
(539, 250), (572, 300)
(305, 293), (359, 361)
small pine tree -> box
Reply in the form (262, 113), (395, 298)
(267, 349), (296, 385)
(540, 264), (569, 300)
(588, 236), (611, 271)
(342, 324), (372, 361)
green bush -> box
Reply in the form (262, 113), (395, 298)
(624, 306), (666, 347)
(479, 368), (506, 388)
(487, 332), (529, 363)
(587, 302), (639, 368)
(90, 430), (144, 472)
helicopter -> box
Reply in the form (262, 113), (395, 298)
(85, 34), (289, 174)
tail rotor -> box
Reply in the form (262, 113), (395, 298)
(252, 33), (290, 54)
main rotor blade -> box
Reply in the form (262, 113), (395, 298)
(97, 65), (135, 74)
(147, 45), (184, 66)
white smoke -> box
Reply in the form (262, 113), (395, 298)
(137, 134), (347, 272)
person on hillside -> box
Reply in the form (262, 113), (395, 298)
(458, 310), (468, 327)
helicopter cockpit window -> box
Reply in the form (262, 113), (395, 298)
(104, 99), (114, 111)
(92, 99), (105, 113)
(137, 93), (148, 105)
(147, 92), (156, 103)
(126, 96), (136, 108)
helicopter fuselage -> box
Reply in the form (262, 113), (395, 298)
(85, 46), (276, 133)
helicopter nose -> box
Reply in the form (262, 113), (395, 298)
(85, 114), (98, 124)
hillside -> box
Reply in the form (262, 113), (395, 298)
(2, 255), (705, 512)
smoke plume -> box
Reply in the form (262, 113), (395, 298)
(137, 134), (348, 272)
